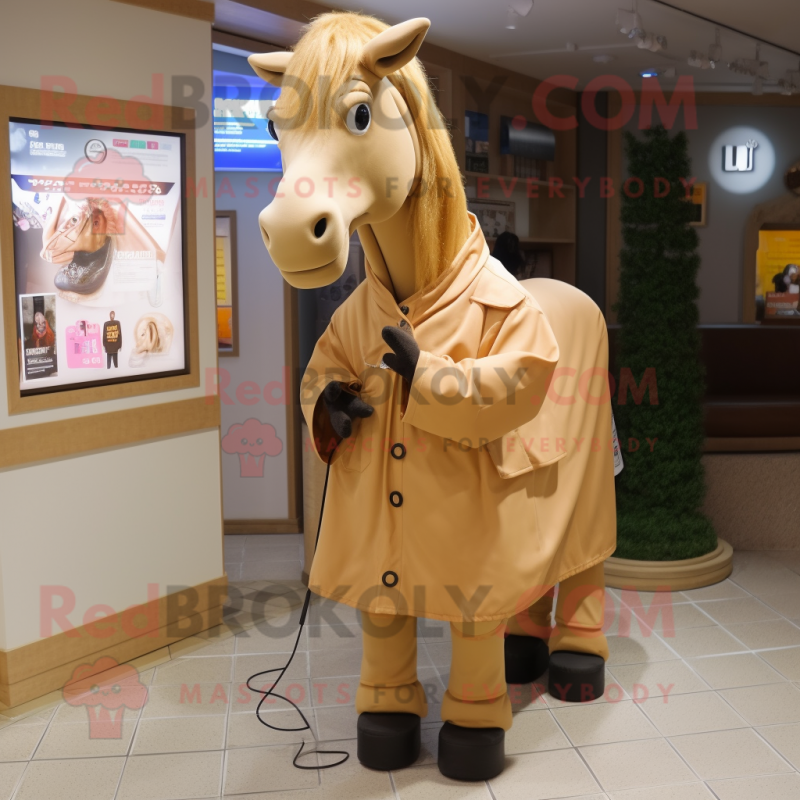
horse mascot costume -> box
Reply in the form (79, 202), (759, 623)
(250, 12), (616, 781)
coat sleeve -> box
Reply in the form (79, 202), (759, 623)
(300, 313), (364, 465)
(402, 299), (559, 447)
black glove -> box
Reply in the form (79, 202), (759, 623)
(382, 325), (420, 385)
(323, 381), (373, 439)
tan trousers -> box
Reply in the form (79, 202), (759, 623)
(356, 612), (513, 731)
(505, 561), (609, 660)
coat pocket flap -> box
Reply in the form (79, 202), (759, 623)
(469, 284), (526, 310)
(486, 412), (568, 479)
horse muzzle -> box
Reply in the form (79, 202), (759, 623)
(258, 196), (350, 289)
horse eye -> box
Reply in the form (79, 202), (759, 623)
(345, 103), (371, 136)
(267, 119), (278, 141)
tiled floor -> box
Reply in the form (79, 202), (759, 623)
(0, 539), (799, 799)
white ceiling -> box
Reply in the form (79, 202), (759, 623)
(214, 0), (800, 92)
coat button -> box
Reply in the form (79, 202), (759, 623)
(389, 491), (403, 507)
(391, 443), (406, 460)
(382, 571), (399, 587)
(400, 305), (409, 315)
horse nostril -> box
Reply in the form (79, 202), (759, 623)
(313, 217), (327, 239)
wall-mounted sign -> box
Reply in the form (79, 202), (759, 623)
(756, 229), (800, 321)
(9, 118), (189, 395)
(215, 210), (239, 357)
(708, 126), (774, 195)
(213, 70), (281, 172)
(687, 182), (707, 227)
(723, 139), (758, 172)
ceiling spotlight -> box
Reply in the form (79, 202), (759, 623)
(728, 48), (769, 79)
(688, 50), (715, 69)
(754, 43), (769, 78)
(616, 8), (638, 35)
(708, 28), (722, 64)
(509, 0), (534, 14)
(506, 0), (533, 28)
(635, 32), (667, 52)
(779, 71), (798, 95)
(628, 23), (645, 41)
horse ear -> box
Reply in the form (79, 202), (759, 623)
(148, 321), (159, 351)
(248, 51), (292, 87)
(361, 17), (430, 79)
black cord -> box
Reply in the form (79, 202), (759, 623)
(246, 447), (349, 770)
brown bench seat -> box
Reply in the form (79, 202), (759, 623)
(609, 324), (800, 448)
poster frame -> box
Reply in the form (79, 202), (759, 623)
(215, 210), (239, 358)
(0, 84), (200, 414)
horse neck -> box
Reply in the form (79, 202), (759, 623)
(361, 198), (417, 302)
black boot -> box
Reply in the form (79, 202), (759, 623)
(504, 635), (550, 684)
(438, 722), (505, 781)
(548, 651), (605, 703)
(356, 712), (420, 770)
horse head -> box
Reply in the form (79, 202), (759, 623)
(249, 16), (431, 289)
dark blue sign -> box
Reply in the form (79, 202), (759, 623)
(213, 70), (282, 172)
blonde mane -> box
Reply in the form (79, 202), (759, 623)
(274, 11), (471, 289)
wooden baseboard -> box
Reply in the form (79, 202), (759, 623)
(0, 576), (227, 709)
(224, 518), (301, 535)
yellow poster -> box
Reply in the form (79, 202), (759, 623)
(756, 230), (800, 320)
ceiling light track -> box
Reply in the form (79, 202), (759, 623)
(648, 0), (800, 61)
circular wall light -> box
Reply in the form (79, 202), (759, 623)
(708, 126), (775, 194)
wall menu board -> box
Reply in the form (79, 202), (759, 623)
(9, 119), (188, 395)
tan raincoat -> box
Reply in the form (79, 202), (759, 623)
(302, 216), (616, 622)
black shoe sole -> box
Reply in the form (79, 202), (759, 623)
(357, 712), (420, 770)
(548, 650), (605, 703)
(438, 721), (505, 781)
(504, 634), (550, 685)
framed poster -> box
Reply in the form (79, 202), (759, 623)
(467, 199), (516, 239)
(8, 117), (189, 396)
(215, 210), (239, 356)
(755, 228), (800, 321)
(688, 181), (707, 227)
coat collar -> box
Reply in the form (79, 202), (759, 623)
(360, 213), (489, 324)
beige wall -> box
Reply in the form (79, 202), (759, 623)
(703, 452), (800, 551)
(0, 0), (222, 650)
(215, 173), (290, 522)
